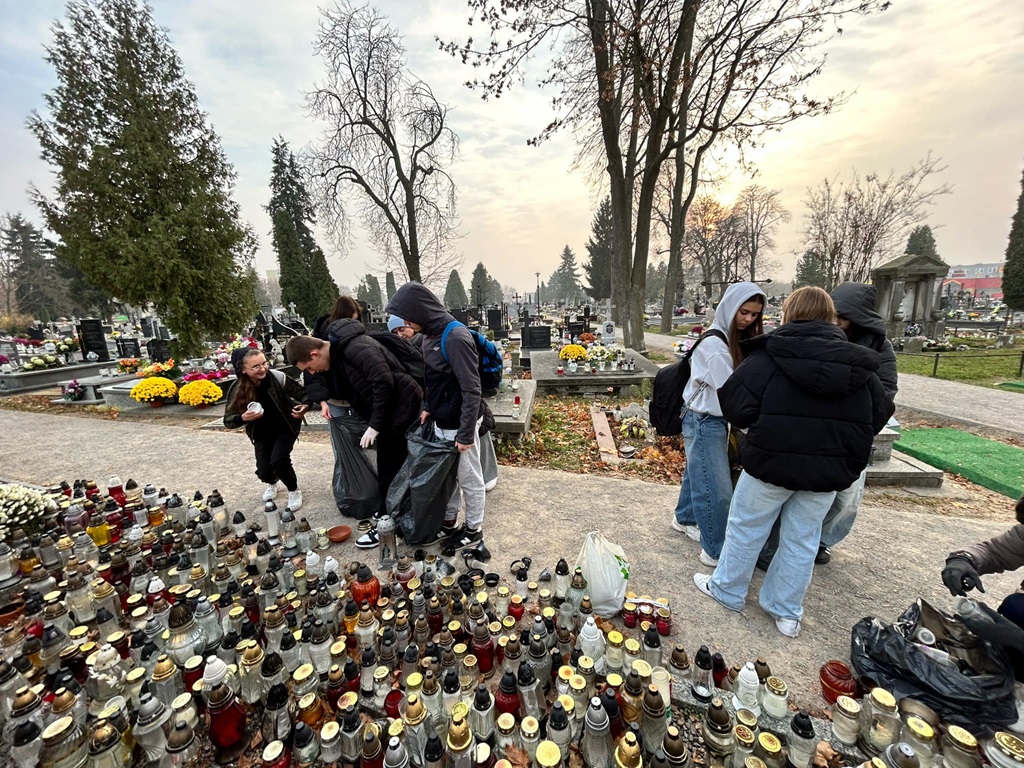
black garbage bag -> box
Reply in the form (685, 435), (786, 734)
(386, 420), (460, 545)
(850, 599), (1017, 732)
(328, 411), (380, 520)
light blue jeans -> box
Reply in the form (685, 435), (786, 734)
(710, 471), (836, 622)
(674, 410), (732, 559)
(820, 468), (867, 547)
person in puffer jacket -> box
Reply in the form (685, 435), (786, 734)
(759, 281), (899, 569)
(693, 287), (893, 638)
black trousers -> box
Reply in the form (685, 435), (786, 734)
(254, 431), (298, 492)
(999, 593), (1024, 681)
(375, 429), (409, 512)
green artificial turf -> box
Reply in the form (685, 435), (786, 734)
(894, 428), (1024, 499)
(996, 381), (1024, 393)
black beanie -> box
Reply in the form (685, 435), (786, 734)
(231, 348), (250, 376)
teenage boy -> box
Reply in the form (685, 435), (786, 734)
(386, 282), (488, 549)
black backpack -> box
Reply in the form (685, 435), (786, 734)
(649, 329), (726, 436)
(369, 332), (425, 387)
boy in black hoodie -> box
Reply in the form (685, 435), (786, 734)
(386, 281), (489, 549)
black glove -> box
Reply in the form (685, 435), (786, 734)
(942, 556), (985, 597)
(960, 602), (1024, 650)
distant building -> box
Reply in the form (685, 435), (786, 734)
(943, 262), (1004, 301)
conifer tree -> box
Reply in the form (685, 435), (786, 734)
(28, 0), (256, 353)
(547, 246), (583, 304)
(1004, 167), (1024, 311)
(444, 269), (469, 308)
(583, 197), (613, 301)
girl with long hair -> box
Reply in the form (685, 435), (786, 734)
(223, 347), (309, 510)
(672, 281), (766, 565)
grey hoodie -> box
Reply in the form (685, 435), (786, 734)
(830, 282), (898, 401)
(386, 282), (482, 445)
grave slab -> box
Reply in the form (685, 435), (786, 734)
(0, 362), (110, 394)
(530, 348), (659, 394)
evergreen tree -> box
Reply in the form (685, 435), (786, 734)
(385, 271), (397, 302)
(646, 260), (668, 303)
(546, 246), (582, 305)
(793, 249), (829, 289)
(582, 197), (613, 300)
(1004, 167), (1024, 311)
(905, 225), (940, 260)
(28, 0), (256, 354)
(469, 263), (495, 306)
(269, 137), (338, 323)
(444, 269), (469, 308)
(365, 275), (383, 308)
(5, 215), (63, 322)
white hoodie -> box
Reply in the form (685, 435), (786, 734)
(682, 281), (767, 417)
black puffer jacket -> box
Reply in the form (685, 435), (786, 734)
(720, 321), (894, 492)
(313, 318), (423, 434)
(831, 282), (898, 401)
(223, 370), (306, 441)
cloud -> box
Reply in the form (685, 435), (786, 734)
(0, 0), (1021, 299)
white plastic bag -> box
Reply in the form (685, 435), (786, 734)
(574, 531), (630, 617)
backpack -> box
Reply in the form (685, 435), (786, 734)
(440, 321), (503, 397)
(369, 332), (425, 387)
(649, 329), (726, 436)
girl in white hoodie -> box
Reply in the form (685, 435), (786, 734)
(672, 281), (766, 565)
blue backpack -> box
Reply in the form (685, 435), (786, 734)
(440, 320), (504, 397)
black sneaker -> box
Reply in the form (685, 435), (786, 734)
(355, 529), (379, 549)
(431, 523), (460, 544)
(815, 544), (832, 565)
(445, 526), (483, 549)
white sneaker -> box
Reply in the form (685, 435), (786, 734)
(671, 519), (700, 540)
(775, 617), (801, 638)
(692, 573), (741, 612)
(262, 483), (279, 501)
(287, 490), (302, 512)
(699, 549), (719, 567)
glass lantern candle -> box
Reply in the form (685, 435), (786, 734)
(279, 507), (298, 557)
(166, 720), (200, 768)
(151, 655), (185, 709)
(858, 688), (901, 756)
(133, 694), (172, 768)
(165, 604), (207, 667)
(206, 683), (248, 757)
(831, 696), (861, 747)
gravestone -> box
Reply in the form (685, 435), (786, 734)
(140, 318), (154, 338)
(903, 338), (925, 354)
(601, 320), (616, 345)
(158, 326), (171, 341)
(487, 309), (503, 332)
(522, 325), (553, 350)
(452, 309), (470, 326)
(0, 340), (19, 364)
(77, 319), (111, 362)
(147, 338), (171, 362)
(117, 338), (142, 359)
(28, 326), (45, 342)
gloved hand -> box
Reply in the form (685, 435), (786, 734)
(942, 556), (985, 597)
(360, 426), (379, 449)
(960, 601), (1024, 650)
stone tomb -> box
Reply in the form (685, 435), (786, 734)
(530, 348), (660, 395)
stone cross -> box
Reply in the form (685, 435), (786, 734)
(288, 302), (297, 317)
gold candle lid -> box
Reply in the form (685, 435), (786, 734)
(765, 676), (787, 696)
(557, 694), (575, 717)
(835, 695), (860, 717)
(736, 708), (758, 729)
(906, 716), (934, 742)
(521, 716), (539, 738)
(869, 687), (896, 711)
(757, 733), (781, 757)
(497, 712), (516, 734)
(994, 733), (1024, 762)
(537, 740), (561, 768)
(947, 726), (978, 750)
(293, 663), (315, 684)
(624, 638), (641, 654)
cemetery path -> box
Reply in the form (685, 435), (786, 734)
(1, 409), (1019, 709)
(895, 373), (1024, 437)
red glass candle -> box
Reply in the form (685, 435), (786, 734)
(105, 511), (122, 543)
(350, 566), (381, 607)
(508, 596), (525, 622)
(495, 671), (520, 717)
(427, 604), (444, 636)
(207, 685), (248, 751)
(622, 602), (638, 629)
(656, 608), (671, 637)
(472, 630), (495, 677)
(184, 656), (205, 691)
(819, 659), (857, 704)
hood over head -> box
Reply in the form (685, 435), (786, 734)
(830, 282), (886, 336)
(231, 347), (253, 376)
(711, 281), (767, 336)
(386, 282), (453, 335)
(765, 321), (881, 398)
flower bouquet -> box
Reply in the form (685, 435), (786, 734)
(118, 357), (142, 374)
(137, 358), (181, 379)
(225, 335), (259, 351)
(558, 344), (588, 362)
(20, 355), (62, 372)
(580, 332), (596, 344)
(0, 483), (48, 540)
(182, 369), (229, 383)
(62, 379), (86, 402)
(57, 336), (79, 354)
(130, 376), (177, 406)
(178, 379), (223, 408)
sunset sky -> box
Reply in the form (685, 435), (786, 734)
(1, 0), (1021, 295)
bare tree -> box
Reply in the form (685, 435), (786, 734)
(443, 0), (888, 347)
(307, 1), (461, 288)
(734, 185), (788, 282)
(803, 154), (951, 288)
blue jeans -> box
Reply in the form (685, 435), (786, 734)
(820, 468), (867, 547)
(674, 410), (732, 559)
(710, 471), (836, 621)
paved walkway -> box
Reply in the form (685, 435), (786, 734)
(1, 409), (1017, 706)
(895, 373), (1024, 438)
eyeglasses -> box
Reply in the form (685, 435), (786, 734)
(246, 361), (270, 372)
